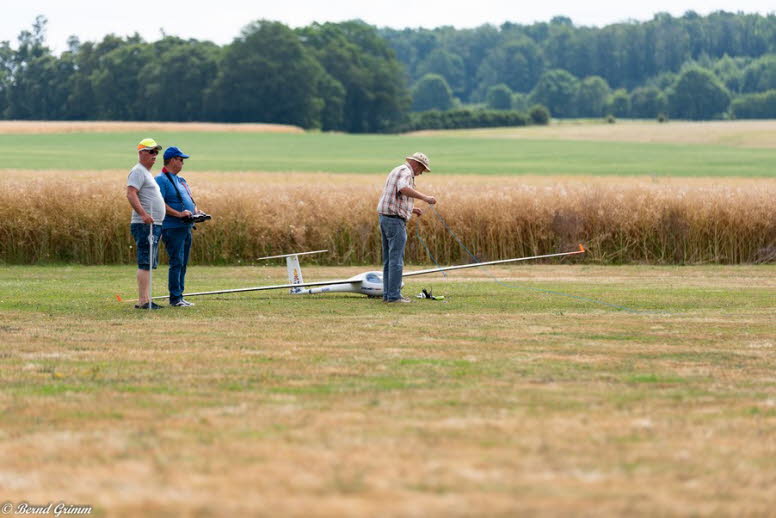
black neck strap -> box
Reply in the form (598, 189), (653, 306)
(164, 171), (196, 206)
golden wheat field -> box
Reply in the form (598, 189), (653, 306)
(1, 170), (774, 265)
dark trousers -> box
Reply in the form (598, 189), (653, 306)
(162, 227), (192, 303)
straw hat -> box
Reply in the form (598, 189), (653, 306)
(406, 152), (431, 171)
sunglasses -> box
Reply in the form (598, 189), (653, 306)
(143, 149), (159, 155)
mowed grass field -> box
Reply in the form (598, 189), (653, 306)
(1, 120), (775, 516)
(2, 120), (776, 176)
(1, 264), (775, 516)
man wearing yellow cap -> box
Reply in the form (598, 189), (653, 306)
(126, 138), (166, 309)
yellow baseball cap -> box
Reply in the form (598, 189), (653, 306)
(137, 138), (162, 151)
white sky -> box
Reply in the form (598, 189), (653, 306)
(2, 0), (775, 54)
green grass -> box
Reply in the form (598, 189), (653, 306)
(1, 264), (775, 514)
(3, 131), (776, 176)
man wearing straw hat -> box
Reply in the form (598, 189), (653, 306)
(376, 152), (437, 303)
(126, 138), (165, 310)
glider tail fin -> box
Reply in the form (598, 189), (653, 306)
(286, 254), (305, 294)
(256, 250), (328, 294)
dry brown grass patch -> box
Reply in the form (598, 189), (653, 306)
(410, 119), (776, 148)
(0, 120), (304, 134)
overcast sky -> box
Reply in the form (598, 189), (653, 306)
(2, 0), (774, 54)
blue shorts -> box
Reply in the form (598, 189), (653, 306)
(131, 223), (162, 270)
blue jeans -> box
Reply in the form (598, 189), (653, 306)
(380, 215), (406, 301)
(130, 223), (162, 270)
(162, 227), (192, 303)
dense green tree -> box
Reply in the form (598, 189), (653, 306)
(486, 84), (513, 110)
(651, 13), (691, 73)
(630, 86), (668, 118)
(575, 76), (610, 117)
(648, 71), (679, 90)
(412, 74), (454, 111)
(11, 15), (48, 65)
(144, 38), (221, 121)
(712, 55), (749, 93)
(5, 54), (73, 119)
(730, 89), (776, 118)
(529, 104), (551, 124)
(300, 21), (410, 132)
(740, 55), (776, 93)
(511, 92), (529, 111)
(64, 35), (126, 119)
(207, 21), (327, 128)
(544, 24), (576, 72)
(2, 15), (73, 120)
(416, 48), (466, 97)
(530, 69), (579, 117)
(606, 89), (631, 117)
(668, 66), (731, 119)
(442, 25), (502, 101)
(595, 25), (631, 88)
(475, 38), (544, 95)
(316, 74), (347, 131)
(88, 42), (154, 120)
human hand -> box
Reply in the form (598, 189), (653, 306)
(180, 210), (193, 218)
(412, 207), (423, 217)
(425, 195), (436, 205)
(141, 213), (154, 224)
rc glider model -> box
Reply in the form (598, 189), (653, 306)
(139, 246), (586, 301)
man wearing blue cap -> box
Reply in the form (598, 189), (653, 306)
(156, 146), (198, 307)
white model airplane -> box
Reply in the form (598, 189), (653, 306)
(143, 246), (586, 301)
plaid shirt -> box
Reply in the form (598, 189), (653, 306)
(376, 162), (415, 221)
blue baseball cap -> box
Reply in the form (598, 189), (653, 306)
(163, 146), (190, 161)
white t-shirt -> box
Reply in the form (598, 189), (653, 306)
(127, 163), (165, 225)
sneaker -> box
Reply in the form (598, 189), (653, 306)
(170, 299), (194, 307)
(385, 297), (412, 304)
(180, 299), (195, 307)
(135, 302), (163, 310)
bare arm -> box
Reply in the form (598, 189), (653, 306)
(126, 186), (154, 224)
(165, 204), (192, 218)
(399, 186), (436, 205)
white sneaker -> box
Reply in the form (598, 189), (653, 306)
(180, 299), (195, 306)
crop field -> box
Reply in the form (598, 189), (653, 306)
(1, 120), (775, 516)
(2, 171), (774, 265)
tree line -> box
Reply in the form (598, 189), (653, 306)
(3, 12), (776, 130)
(0, 17), (411, 132)
(382, 11), (776, 120)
